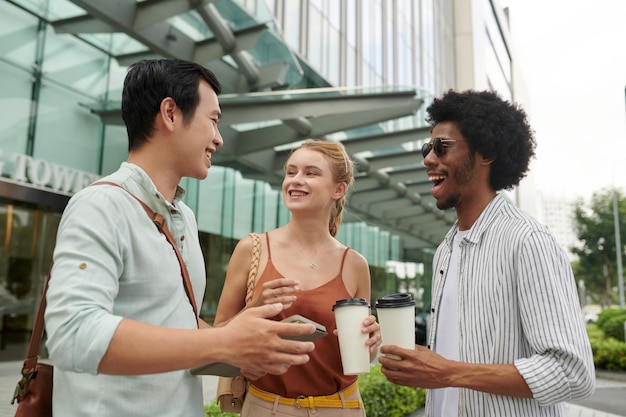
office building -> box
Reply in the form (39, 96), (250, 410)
(537, 192), (580, 260)
(0, 0), (518, 361)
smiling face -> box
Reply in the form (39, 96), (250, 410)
(282, 147), (344, 215)
(174, 80), (222, 180)
(423, 121), (487, 212)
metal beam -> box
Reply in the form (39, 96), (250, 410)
(406, 182), (434, 197)
(379, 202), (428, 220)
(50, 15), (116, 34)
(64, 0), (138, 29)
(219, 89), (421, 124)
(364, 151), (422, 172)
(341, 126), (431, 154)
(367, 198), (416, 217)
(349, 186), (406, 206)
(352, 175), (388, 192)
(194, 24), (267, 63)
(387, 166), (428, 184)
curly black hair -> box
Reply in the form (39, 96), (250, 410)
(425, 89), (536, 191)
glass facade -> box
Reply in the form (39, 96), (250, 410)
(0, 0), (515, 362)
(484, 0), (512, 100)
(274, 0), (455, 93)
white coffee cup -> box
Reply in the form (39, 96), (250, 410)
(375, 293), (416, 359)
(332, 298), (371, 375)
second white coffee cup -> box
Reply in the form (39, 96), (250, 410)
(332, 298), (371, 375)
(375, 293), (416, 359)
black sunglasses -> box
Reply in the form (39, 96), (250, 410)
(421, 137), (457, 158)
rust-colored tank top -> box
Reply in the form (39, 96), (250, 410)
(251, 233), (358, 397)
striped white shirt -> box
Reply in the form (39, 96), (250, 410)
(426, 194), (595, 417)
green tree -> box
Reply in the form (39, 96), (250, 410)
(571, 188), (626, 307)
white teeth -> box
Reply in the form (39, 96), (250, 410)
(290, 191), (307, 196)
(429, 174), (445, 182)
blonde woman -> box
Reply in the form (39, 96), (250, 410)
(215, 140), (381, 416)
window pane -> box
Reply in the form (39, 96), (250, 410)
(0, 62), (31, 157)
(33, 81), (103, 173)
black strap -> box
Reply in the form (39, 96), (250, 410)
(18, 265), (51, 377)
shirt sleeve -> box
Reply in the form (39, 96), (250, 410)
(45, 187), (125, 374)
(514, 230), (595, 406)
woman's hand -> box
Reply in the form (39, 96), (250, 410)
(253, 278), (300, 309)
(363, 314), (382, 354)
(330, 314), (381, 356)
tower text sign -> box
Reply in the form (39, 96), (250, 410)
(0, 149), (100, 195)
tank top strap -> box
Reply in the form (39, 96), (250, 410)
(264, 232), (272, 260)
(339, 247), (350, 274)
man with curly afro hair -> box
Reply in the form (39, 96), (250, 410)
(379, 90), (595, 417)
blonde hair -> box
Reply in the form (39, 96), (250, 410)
(287, 140), (355, 236)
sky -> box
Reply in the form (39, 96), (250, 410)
(504, 0), (626, 202)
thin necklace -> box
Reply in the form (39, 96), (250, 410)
(309, 251), (321, 270)
(305, 241), (328, 270)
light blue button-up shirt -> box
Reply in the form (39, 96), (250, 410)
(45, 162), (206, 417)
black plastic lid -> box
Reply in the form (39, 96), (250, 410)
(375, 293), (416, 308)
(332, 297), (370, 310)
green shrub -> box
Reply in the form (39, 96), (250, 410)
(586, 323), (604, 340)
(358, 364), (426, 417)
(588, 324), (604, 357)
(587, 323), (626, 371)
(593, 337), (626, 370)
(596, 308), (626, 329)
(602, 314), (626, 342)
(204, 403), (238, 417)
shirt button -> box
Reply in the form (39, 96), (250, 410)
(79, 263), (87, 270)
(170, 209), (177, 214)
(181, 235), (185, 241)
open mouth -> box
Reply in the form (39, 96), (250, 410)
(429, 174), (446, 186)
(289, 190), (308, 197)
(428, 173), (447, 198)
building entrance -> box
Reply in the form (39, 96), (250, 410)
(0, 202), (60, 361)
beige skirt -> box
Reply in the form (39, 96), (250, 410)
(241, 384), (367, 417)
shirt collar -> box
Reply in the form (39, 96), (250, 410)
(443, 194), (505, 246)
(119, 162), (186, 206)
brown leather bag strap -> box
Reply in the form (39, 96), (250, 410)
(94, 181), (199, 320)
(20, 265), (51, 374)
(156, 217), (199, 319)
